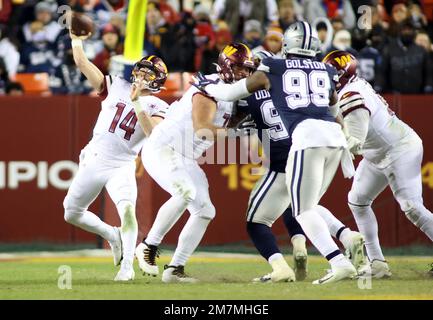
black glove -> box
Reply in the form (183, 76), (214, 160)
(235, 114), (257, 136)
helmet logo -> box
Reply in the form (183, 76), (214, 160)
(223, 45), (238, 57)
(334, 55), (352, 68)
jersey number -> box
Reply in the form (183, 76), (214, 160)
(260, 100), (289, 141)
(109, 103), (137, 141)
(282, 70), (331, 109)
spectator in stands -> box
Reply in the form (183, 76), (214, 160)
(415, 31), (433, 53)
(145, 2), (172, 60)
(93, 24), (123, 75)
(22, 1), (61, 44)
(313, 18), (334, 55)
(0, 25), (20, 79)
(252, 27), (284, 57)
(5, 82), (24, 96)
(328, 29), (357, 56)
(92, 0), (127, 29)
(212, 0), (279, 38)
(193, 5), (216, 71)
(376, 19), (433, 94)
(200, 28), (232, 75)
(150, 0), (180, 25)
(49, 37), (92, 95)
(357, 35), (382, 88)
(330, 16), (345, 33)
(304, 0), (356, 30)
(278, 0), (298, 31)
(241, 20), (263, 49)
(409, 2), (428, 30)
(388, 3), (409, 38)
(168, 11), (196, 72)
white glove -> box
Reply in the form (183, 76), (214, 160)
(346, 135), (363, 156)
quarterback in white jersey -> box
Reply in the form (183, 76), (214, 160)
(324, 50), (433, 277)
(64, 30), (168, 281)
(135, 43), (256, 282)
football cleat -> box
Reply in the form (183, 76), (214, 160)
(135, 241), (160, 276)
(313, 264), (357, 285)
(108, 227), (122, 266)
(292, 236), (308, 281)
(252, 273), (272, 283)
(162, 265), (198, 283)
(345, 231), (366, 270)
(114, 262), (135, 281)
(358, 259), (392, 279)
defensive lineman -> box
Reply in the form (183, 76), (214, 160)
(323, 50), (433, 277)
(63, 30), (169, 281)
(193, 22), (358, 284)
(135, 43), (256, 283)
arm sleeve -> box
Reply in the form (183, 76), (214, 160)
(343, 108), (370, 145)
(205, 78), (251, 101)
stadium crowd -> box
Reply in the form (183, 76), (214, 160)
(0, 0), (433, 95)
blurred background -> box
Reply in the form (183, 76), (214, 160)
(0, 0), (432, 254)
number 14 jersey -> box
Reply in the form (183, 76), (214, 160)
(89, 76), (169, 162)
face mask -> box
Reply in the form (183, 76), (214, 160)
(401, 33), (414, 46)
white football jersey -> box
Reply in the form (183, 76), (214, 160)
(88, 76), (169, 162)
(338, 78), (419, 168)
(150, 74), (234, 159)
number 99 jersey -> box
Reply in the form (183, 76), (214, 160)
(89, 76), (169, 162)
(258, 57), (346, 152)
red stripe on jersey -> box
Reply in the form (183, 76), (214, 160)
(192, 91), (217, 104)
(341, 91), (359, 100)
(342, 105), (371, 118)
(98, 75), (112, 100)
(151, 115), (165, 120)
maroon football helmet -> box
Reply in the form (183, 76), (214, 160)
(131, 55), (168, 91)
(322, 50), (358, 91)
(217, 43), (256, 83)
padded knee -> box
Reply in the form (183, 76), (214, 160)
(348, 189), (372, 208)
(195, 202), (216, 220)
(63, 196), (82, 224)
(172, 180), (196, 204)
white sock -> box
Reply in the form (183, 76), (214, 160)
(146, 195), (189, 246)
(268, 253), (284, 264)
(170, 215), (211, 266)
(65, 210), (116, 242)
(117, 201), (138, 265)
(329, 253), (353, 269)
(295, 209), (341, 259)
(404, 203), (433, 241)
(315, 205), (346, 238)
(349, 203), (385, 261)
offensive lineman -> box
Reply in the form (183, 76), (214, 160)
(193, 22), (358, 284)
(323, 50), (433, 277)
(63, 30), (169, 281)
(135, 43), (256, 283)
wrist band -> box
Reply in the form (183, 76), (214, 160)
(71, 39), (83, 49)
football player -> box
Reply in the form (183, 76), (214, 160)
(63, 31), (169, 281)
(134, 43), (256, 283)
(323, 50), (433, 278)
(193, 22), (358, 284)
(236, 50), (365, 283)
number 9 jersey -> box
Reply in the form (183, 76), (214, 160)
(89, 75), (169, 162)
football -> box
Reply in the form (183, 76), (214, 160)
(70, 12), (94, 37)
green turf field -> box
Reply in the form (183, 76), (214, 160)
(0, 253), (432, 300)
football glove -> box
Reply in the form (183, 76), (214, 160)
(346, 135), (363, 156)
(235, 114), (257, 136)
(190, 72), (220, 94)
